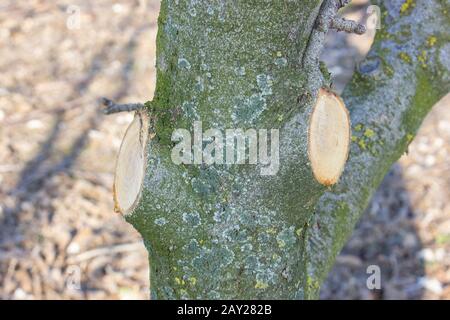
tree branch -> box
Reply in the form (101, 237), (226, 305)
(305, 0), (450, 296)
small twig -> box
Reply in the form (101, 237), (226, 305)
(0, 164), (22, 173)
(67, 242), (144, 263)
(101, 97), (144, 115)
(302, 0), (366, 67)
(302, 1), (340, 68)
(301, 0), (367, 94)
(331, 17), (366, 34)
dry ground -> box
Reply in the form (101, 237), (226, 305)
(0, 0), (449, 299)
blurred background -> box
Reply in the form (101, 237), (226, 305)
(0, 0), (449, 299)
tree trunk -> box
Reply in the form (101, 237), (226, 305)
(114, 0), (450, 299)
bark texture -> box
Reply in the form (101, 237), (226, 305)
(122, 0), (450, 299)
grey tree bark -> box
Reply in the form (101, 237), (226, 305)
(110, 0), (450, 299)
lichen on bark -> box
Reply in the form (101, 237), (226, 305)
(121, 0), (450, 299)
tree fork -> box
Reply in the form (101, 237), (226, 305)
(109, 0), (449, 299)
